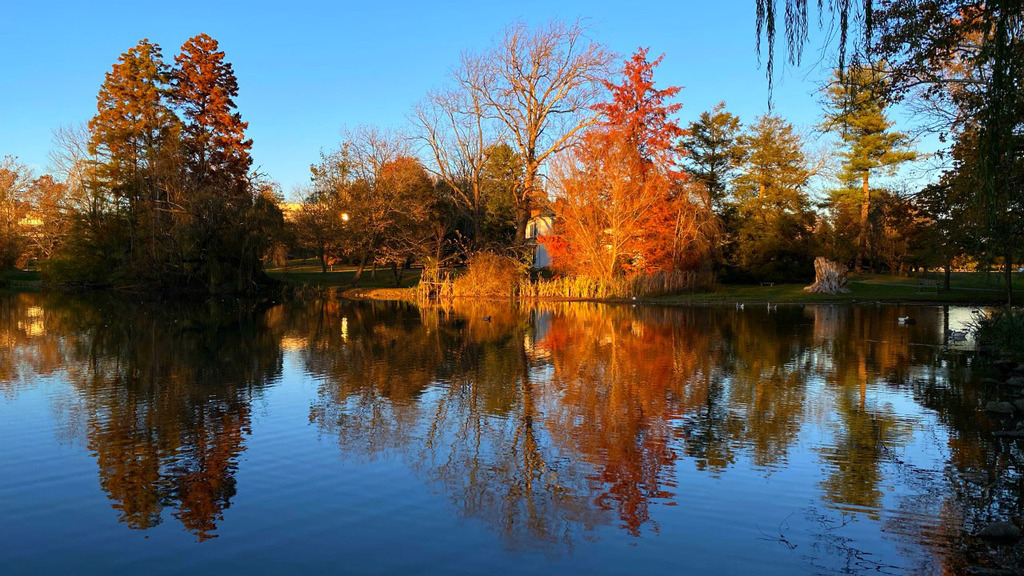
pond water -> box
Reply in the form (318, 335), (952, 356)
(0, 293), (1019, 575)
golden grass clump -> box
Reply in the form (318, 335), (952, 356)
(418, 251), (712, 302)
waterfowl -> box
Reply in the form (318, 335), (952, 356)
(897, 316), (916, 325)
(946, 329), (969, 342)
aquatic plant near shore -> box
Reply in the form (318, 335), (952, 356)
(973, 307), (1024, 359)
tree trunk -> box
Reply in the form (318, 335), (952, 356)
(855, 173), (870, 274)
(472, 209), (482, 247)
(805, 257), (851, 294)
(319, 247), (327, 274)
(515, 169), (535, 243)
(515, 207), (530, 244)
(1005, 252), (1013, 306)
(352, 253), (368, 287)
(472, 192), (483, 247)
(944, 259), (951, 291)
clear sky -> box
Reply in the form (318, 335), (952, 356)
(0, 0), (925, 194)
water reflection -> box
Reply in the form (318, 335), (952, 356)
(0, 293), (1019, 573)
(1, 292), (282, 540)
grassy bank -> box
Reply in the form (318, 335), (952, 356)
(265, 259), (422, 291)
(266, 261), (1017, 305)
(0, 269), (42, 291)
(7, 259), (1008, 305)
(651, 275), (1015, 305)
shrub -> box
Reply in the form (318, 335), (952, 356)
(973, 307), (1024, 359)
(448, 252), (530, 299)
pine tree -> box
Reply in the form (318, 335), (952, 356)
(172, 34), (252, 196)
(731, 114), (816, 280)
(171, 34), (259, 290)
(822, 63), (916, 273)
(86, 39), (178, 279)
(682, 102), (744, 212)
(88, 39), (177, 200)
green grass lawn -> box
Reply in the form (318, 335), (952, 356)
(268, 261), (1017, 304)
(10, 258), (1012, 304)
(266, 259), (422, 289)
(652, 272), (1017, 305)
(0, 268), (42, 290)
(854, 271), (1024, 291)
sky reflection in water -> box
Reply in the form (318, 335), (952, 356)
(0, 292), (1014, 575)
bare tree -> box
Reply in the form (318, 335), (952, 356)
(49, 124), (103, 219)
(460, 19), (613, 241)
(412, 84), (496, 245)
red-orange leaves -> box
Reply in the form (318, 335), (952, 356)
(547, 49), (711, 278)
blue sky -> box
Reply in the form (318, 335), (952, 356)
(0, 0), (929, 194)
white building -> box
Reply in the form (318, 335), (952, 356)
(525, 212), (556, 269)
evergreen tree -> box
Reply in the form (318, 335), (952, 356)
(731, 114), (816, 280)
(682, 102), (744, 213)
(822, 63), (916, 273)
(478, 143), (523, 248)
(172, 34), (252, 193)
(88, 39), (177, 201)
(171, 34), (262, 291)
(86, 39), (178, 280)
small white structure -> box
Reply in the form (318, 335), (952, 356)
(525, 213), (556, 269)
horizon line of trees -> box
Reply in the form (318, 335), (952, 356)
(1, 9), (1020, 301)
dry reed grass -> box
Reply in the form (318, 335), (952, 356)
(418, 253), (712, 302)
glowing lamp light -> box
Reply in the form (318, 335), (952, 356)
(341, 212), (350, 222)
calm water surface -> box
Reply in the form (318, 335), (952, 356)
(0, 293), (1018, 575)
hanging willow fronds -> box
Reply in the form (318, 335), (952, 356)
(755, 0), (875, 96)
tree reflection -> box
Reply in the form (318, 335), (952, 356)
(3, 292), (1017, 569)
(0, 292), (281, 540)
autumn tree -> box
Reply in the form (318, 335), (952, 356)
(548, 49), (712, 279)
(822, 63), (916, 273)
(460, 19), (612, 241)
(731, 114), (817, 280)
(682, 102), (745, 213)
(25, 175), (72, 261)
(172, 34), (252, 193)
(293, 189), (347, 273)
(170, 34), (263, 290)
(88, 39), (176, 205)
(0, 156), (32, 268)
(86, 38), (178, 278)
(373, 156), (438, 284)
(313, 127), (439, 285)
(48, 36), (277, 293)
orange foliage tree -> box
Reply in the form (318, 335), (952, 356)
(543, 48), (714, 279)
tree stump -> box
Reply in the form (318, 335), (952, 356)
(805, 257), (851, 294)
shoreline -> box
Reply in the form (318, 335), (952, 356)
(336, 284), (1014, 307)
(6, 266), (1018, 306)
